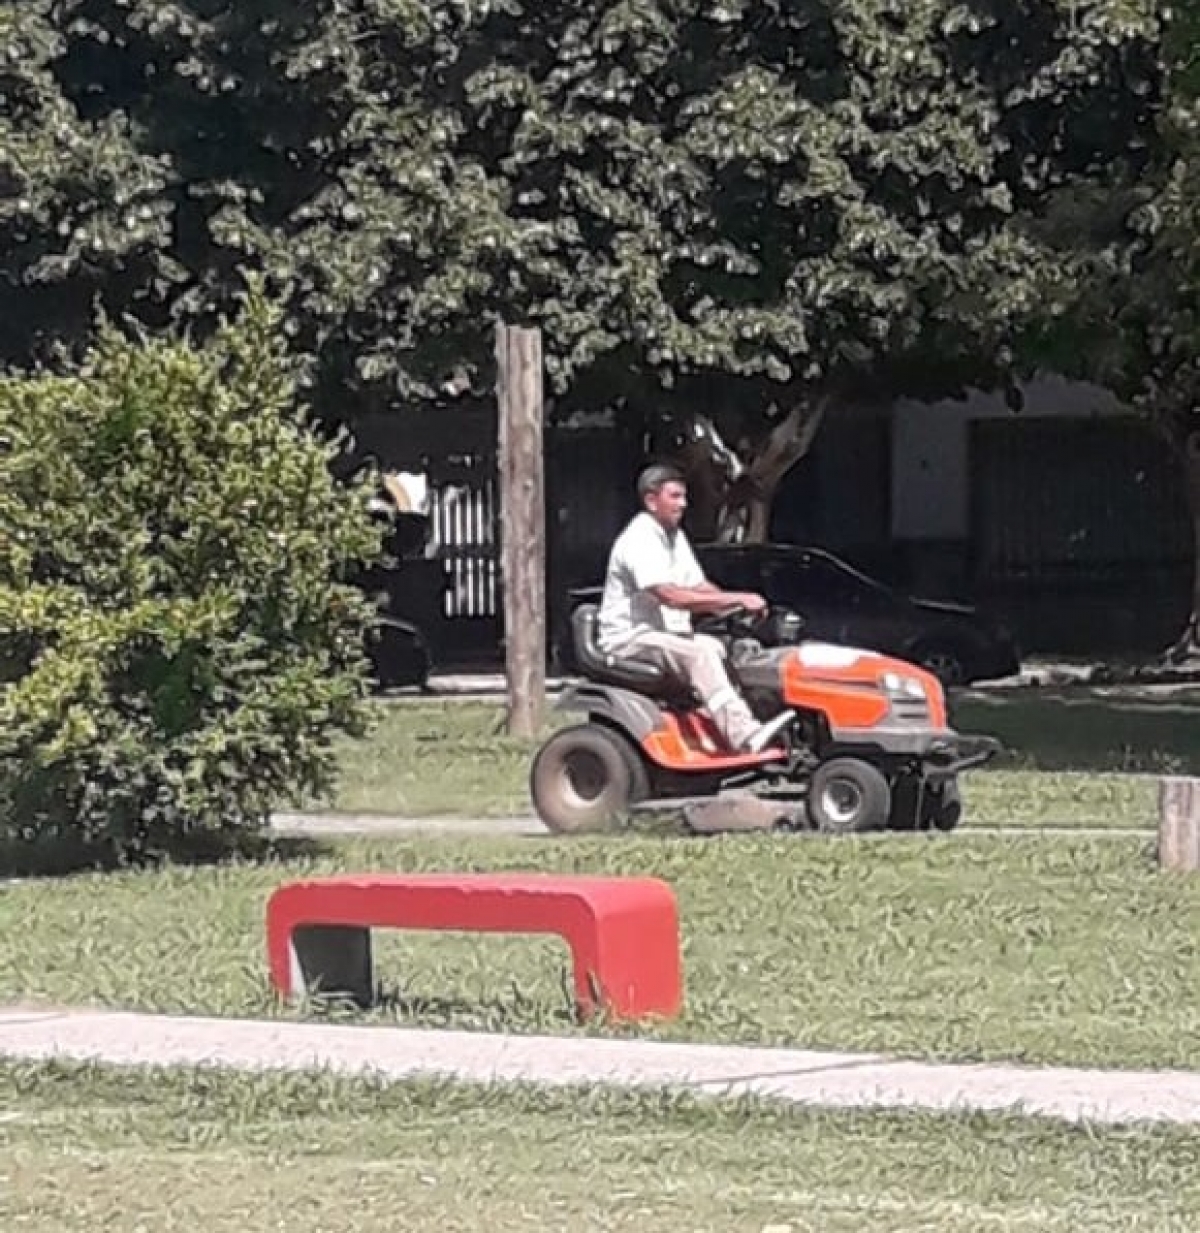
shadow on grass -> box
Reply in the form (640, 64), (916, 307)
(0, 828), (330, 880)
(299, 983), (583, 1035)
(953, 685), (1200, 774)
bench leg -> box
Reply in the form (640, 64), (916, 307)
(571, 910), (683, 1022)
(289, 925), (374, 1008)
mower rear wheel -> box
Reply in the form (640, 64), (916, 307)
(530, 723), (649, 835)
(807, 758), (891, 833)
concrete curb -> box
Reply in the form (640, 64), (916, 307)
(1, 1007), (1196, 1126)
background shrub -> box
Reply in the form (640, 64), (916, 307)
(0, 283), (383, 861)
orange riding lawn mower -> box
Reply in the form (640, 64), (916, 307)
(530, 603), (1002, 836)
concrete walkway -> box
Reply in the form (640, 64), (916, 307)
(271, 811), (547, 838)
(269, 811), (1153, 841)
(2, 1006), (1196, 1127)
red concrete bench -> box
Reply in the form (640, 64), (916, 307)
(266, 873), (683, 1022)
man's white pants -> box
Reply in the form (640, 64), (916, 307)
(617, 630), (760, 750)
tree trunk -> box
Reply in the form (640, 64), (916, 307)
(1165, 428), (1200, 663)
(718, 396), (830, 543)
(663, 395), (830, 543)
(496, 322), (546, 737)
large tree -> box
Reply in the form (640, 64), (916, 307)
(1056, 3), (1200, 656)
(8, 0), (1167, 538)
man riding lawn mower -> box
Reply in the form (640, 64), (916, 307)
(529, 465), (1000, 836)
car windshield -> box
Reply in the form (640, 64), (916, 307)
(813, 553), (890, 596)
(694, 546), (893, 609)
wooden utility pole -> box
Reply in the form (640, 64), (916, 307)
(496, 322), (546, 737)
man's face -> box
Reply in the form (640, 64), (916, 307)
(645, 480), (688, 530)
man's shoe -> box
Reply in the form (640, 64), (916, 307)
(740, 709), (795, 754)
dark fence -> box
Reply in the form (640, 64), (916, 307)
(969, 416), (1192, 653)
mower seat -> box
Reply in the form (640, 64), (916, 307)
(570, 603), (689, 700)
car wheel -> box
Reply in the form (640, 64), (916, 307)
(922, 778), (963, 831)
(912, 642), (967, 687)
(367, 617), (433, 691)
(886, 773), (923, 830)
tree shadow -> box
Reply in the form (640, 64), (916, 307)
(952, 684), (1200, 774)
(0, 828), (330, 880)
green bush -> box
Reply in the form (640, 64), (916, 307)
(0, 284), (383, 861)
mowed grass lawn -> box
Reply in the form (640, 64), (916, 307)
(324, 685), (1200, 824)
(5, 683), (1199, 1070)
(5, 1063), (1200, 1232)
(5, 831), (1200, 1071)
(4, 683), (1200, 1232)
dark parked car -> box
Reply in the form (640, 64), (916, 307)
(562, 544), (1020, 687)
(696, 545), (1019, 685)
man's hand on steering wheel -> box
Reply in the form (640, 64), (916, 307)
(729, 591), (769, 616)
(694, 591), (770, 636)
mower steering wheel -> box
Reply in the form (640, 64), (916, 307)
(695, 604), (762, 636)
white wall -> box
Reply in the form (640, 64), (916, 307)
(890, 376), (1129, 541)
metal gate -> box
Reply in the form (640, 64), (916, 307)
(345, 406), (642, 667)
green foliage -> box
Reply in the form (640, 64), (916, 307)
(0, 283), (382, 858)
(1082, 4), (1200, 451)
(4, 0), (1169, 443)
(1111, 117), (1200, 447)
(0, 2), (177, 361)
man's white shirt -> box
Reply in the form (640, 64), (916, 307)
(597, 512), (706, 652)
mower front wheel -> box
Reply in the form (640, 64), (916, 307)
(807, 758), (891, 833)
(530, 723), (649, 835)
